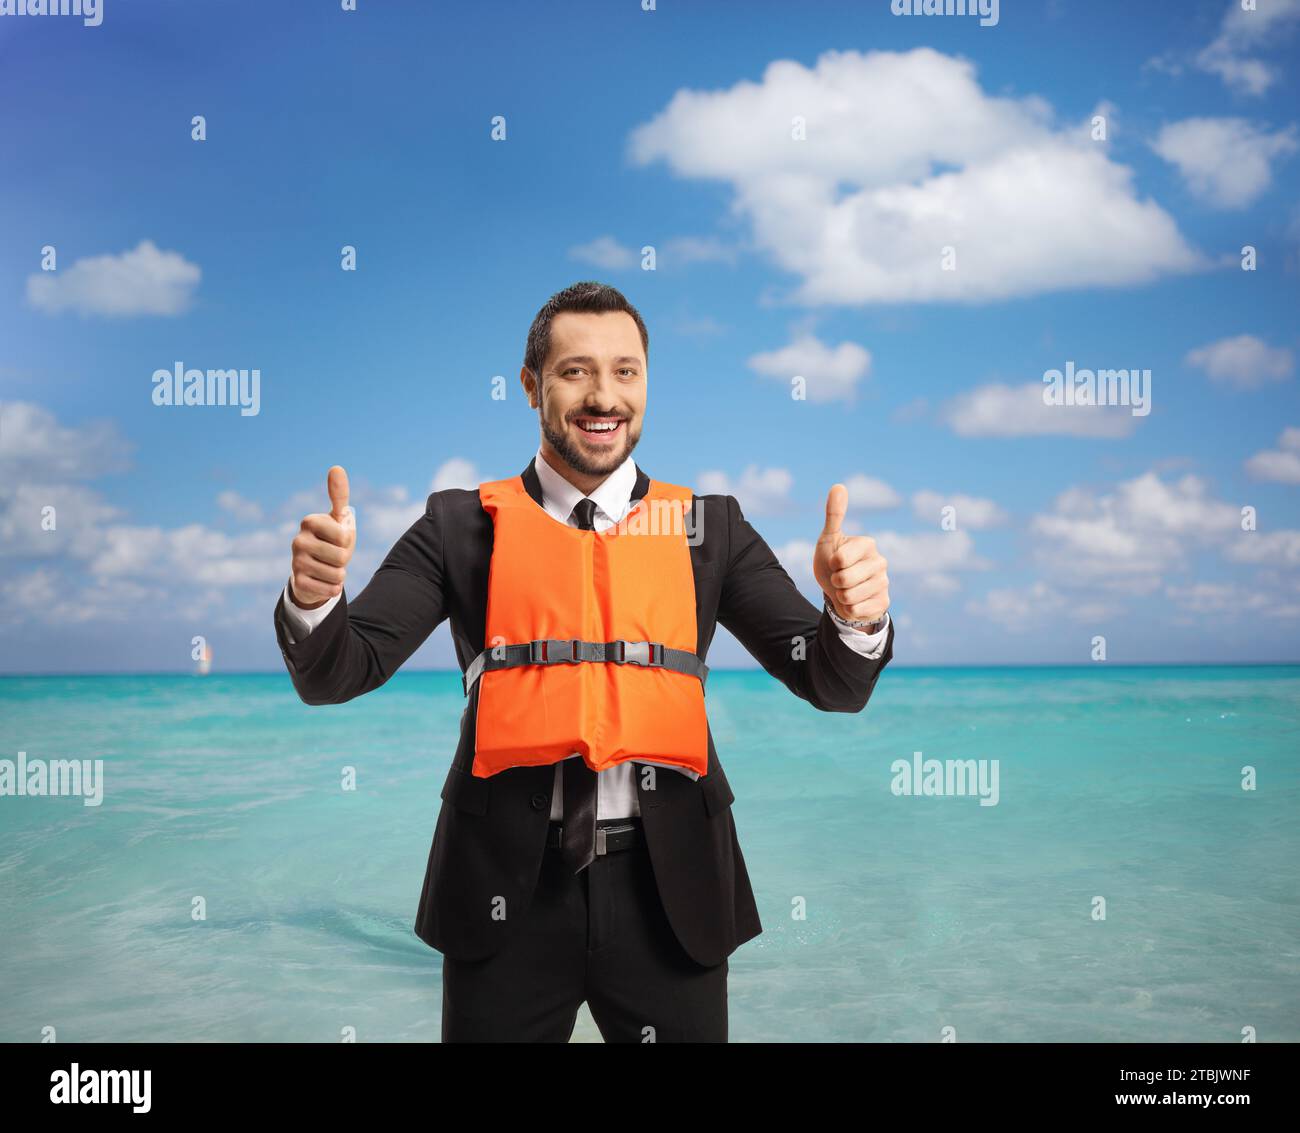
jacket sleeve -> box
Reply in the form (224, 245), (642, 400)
(715, 494), (893, 713)
(273, 491), (449, 705)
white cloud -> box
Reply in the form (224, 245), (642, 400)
(912, 489), (1008, 529)
(663, 235), (738, 266)
(0, 400), (133, 480)
(1192, 0), (1300, 96)
(748, 333), (871, 402)
(1141, 53), (1185, 81)
(0, 568), (161, 627)
(844, 473), (902, 510)
(670, 312), (729, 338)
(1223, 529), (1300, 567)
(697, 465), (793, 516)
(569, 236), (637, 270)
(770, 530), (985, 599)
(1151, 118), (1298, 209)
(1245, 426), (1300, 483)
(1111, 472), (1243, 537)
(93, 523), (287, 586)
(1165, 581), (1274, 614)
(216, 490), (264, 524)
(872, 528), (992, 595)
(0, 403), (134, 564)
(1029, 470), (1243, 588)
(940, 381), (1138, 438)
(430, 457), (480, 493)
(0, 401), (443, 628)
(627, 47), (1204, 305)
(352, 484), (427, 546)
(1185, 334), (1294, 389)
(26, 240), (201, 317)
(966, 581), (1067, 631)
(0, 481), (123, 561)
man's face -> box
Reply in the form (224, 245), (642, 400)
(526, 310), (646, 478)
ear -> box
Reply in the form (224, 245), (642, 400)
(520, 365), (540, 408)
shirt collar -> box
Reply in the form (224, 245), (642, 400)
(532, 445), (637, 525)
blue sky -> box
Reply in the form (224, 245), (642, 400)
(2, 0), (1299, 672)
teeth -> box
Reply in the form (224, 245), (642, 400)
(579, 419), (620, 432)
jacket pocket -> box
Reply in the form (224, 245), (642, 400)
(700, 770), (734, 816)
(441, 765), (490, 816)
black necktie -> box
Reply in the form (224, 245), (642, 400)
(571, 497), (598, 531)
(562, 497), (600, 872)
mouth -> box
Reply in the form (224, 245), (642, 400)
(571, 414), (627, 445)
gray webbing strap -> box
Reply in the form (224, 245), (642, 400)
(462, 638), (708, 697)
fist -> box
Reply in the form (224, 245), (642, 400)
(289, 465), (356, 609)
(812, 483), (890, 626)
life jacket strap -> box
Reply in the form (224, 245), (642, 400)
(463, 638), (709, 697)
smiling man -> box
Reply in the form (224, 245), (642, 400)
(274, 280), (894, 1042)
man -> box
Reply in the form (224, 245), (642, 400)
(273, 281), (893, 1042)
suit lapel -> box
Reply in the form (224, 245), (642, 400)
(631, 463), (649, 503)
(520, 457), (544, 507)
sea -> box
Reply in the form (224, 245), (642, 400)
(1, 666), (1297, 1043)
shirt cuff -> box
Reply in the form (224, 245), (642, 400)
(829, 608), (889, 659)
(280, 579), (340, 644)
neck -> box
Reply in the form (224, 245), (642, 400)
(538, 443), (615, 497)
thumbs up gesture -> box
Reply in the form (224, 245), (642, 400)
(812, 483), (889, 629)
(289, 465), (357, 610)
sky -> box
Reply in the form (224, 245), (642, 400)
(2, 0), (1299, 673)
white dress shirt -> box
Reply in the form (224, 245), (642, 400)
(280, 447), (890, 820)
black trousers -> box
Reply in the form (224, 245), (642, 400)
(440, 825), (728, 1042)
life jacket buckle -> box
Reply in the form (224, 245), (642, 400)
(531, 638), (579, 664)
(617, 640), (663, 667)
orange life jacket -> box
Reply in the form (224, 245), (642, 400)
(465, 473), (709, 780)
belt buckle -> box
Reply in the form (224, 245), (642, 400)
(595, 822), (635, 855)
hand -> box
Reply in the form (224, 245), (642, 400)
(289, 465), (356, 610)
(812, 483), (890, 627)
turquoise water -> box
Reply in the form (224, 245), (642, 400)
(1, 667), (1297, 1043)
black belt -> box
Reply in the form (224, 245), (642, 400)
(547, 817), (643, 856)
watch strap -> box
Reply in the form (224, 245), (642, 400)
(825, 598), (887, 634)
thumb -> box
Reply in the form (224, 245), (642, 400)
(821, 483), (847, 541)
(327, 465), (352, 526)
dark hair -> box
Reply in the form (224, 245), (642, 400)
(523, 281), (649, 381)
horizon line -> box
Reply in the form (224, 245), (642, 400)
(2, 660), (1299, 679)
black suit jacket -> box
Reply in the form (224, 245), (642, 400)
(274, 457), (895, 966)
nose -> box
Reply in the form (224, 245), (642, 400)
(587, 367), (619, 401)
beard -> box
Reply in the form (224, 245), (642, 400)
(540, 404), (640, 478)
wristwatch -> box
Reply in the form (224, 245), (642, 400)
(824, 598), (888, 634)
